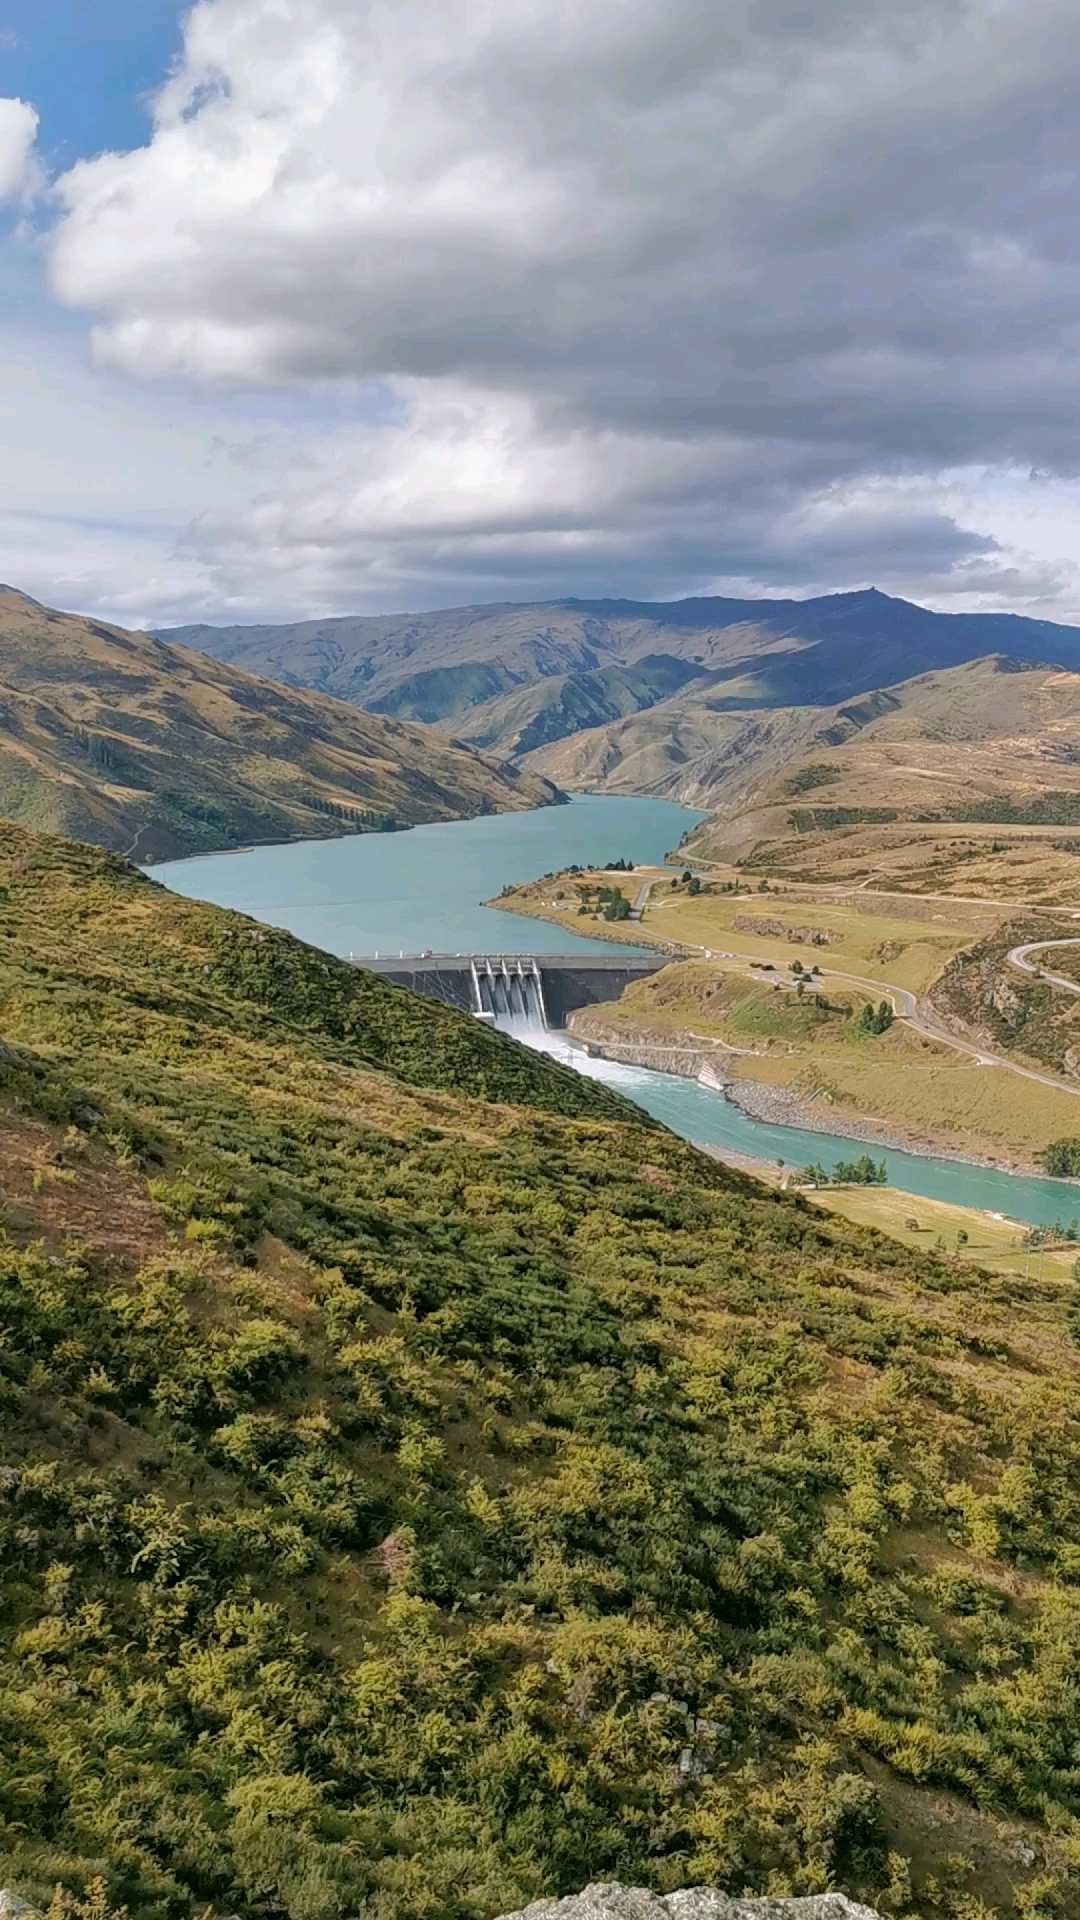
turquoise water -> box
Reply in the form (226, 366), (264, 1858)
(153, 794), (702, 958)
(531, 1034), (1080, 1230)
(155, 794), (1080, 1230)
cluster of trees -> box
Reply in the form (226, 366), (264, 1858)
(2, 825), (1080, 1919)
(790, 806), (901, 832)
(784, 763), (841, 796)
(800, 1154), (888, 1187)
(1022, 1218), (1080, 1246)
(304, 792), (401, 832)
(576, 881), (631, 921)
(856, 999), (894, 1036)
(957, 792), (1080, 826)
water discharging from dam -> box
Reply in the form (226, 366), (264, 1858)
(471, 957), (550, 1038)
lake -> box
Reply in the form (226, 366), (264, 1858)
(154, 793), (700, 958)
(155, 795), (1080, 1229)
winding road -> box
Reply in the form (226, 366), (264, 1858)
(776, 962), (1080, 1100)
(1007, 938), (1080, 996)
(632, 871), (1080, 1101)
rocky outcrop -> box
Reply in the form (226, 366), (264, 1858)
(733, 916), (835, 947)
(0, 1889), (885, 1920)
(501, 1885), (882, 1920)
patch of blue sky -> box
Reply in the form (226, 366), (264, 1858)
(2, 0), (183, 167)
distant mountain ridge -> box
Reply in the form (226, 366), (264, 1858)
(159, 587), (1080, 764)
(0, 587), (560, 860)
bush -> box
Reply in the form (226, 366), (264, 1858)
(1039, 1138), (1080, 1177)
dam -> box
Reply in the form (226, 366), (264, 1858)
(353, 952), (668, 1026)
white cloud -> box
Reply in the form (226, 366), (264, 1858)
(0, 98), (40, 203)
(7, 0), (1080, 624)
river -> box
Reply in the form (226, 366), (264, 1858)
(155, 795), (1080, 1230)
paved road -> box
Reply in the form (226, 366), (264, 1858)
(621, 868), (1080, 1100)
(1007, 937), (1080, 995)
(678, 939), (1080, 1101)
(804, 961), (1080, 1100)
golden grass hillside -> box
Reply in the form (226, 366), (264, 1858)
(521, 656), (1080, 904)
(676, 659), (1080, 898)
(0, 588), (559, 860)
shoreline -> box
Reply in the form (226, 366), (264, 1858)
(568, 1017), (1071, 1183)
(146, 789), (657, 874)
(144, 791), (581, 872)
(501, 873), (1076, 1185)
(723, 1073), (1047, 1179)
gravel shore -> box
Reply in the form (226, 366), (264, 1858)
(569, 1013), (1055, 1180)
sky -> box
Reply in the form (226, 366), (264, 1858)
(3, 0), (1080, 630)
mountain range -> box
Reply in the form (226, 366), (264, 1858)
(0, 588), (558, 861)
(160, 586), (1080, 771)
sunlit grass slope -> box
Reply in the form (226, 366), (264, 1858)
(0, 588), (559, 860)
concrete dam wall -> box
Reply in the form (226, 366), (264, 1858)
(355, 953), (668, 1025)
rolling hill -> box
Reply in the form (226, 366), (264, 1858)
(159, 587), (1080, 763)
(654, 655), (1080, 891)
(519, 654), (1080, 899)
(525, 652), (1080, 799)
(0, 588), (559, 861)
(2, 821), (1080, 1920)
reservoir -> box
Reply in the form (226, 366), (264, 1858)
(155, 793), (695, 958)
(156, 795), (1080, 1229)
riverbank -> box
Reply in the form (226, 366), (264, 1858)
(495, 864), (1080, 1173)
(485, 871), (687, 957)
(568, 1009), (1069, 1180)
(538, 1019), (1080, 1227)
(691, 1145), (1080, 1280)
(154, 802), (1080, 1229)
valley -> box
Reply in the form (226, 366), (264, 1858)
(10, 583), (1080, 1920)
(14, 5), (1080, 1917)
(163, 590), (1080, 906)
(493, 864), (1080, 1175)
(160, 587), (1080, 766)
(156, 805), (1080, 1230)
(41, 559), (1080, 1218)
